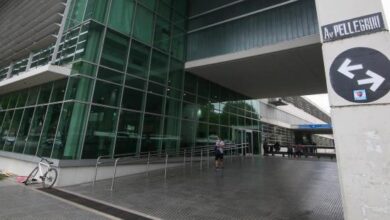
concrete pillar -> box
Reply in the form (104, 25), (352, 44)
(315, 0), (390, 219)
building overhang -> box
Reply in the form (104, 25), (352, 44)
(0, 64), (70, 94)
(185, 34), (327, 98)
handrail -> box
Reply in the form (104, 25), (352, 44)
(92, 143), (251, 190)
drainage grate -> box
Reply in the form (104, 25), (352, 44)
(39, 188), (153, 220)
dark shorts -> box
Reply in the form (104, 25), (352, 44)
(215, 153), (223, 160)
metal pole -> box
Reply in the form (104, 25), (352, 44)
(164, 154), (168, 179)
(92, 156), (101, 187)
(207, 148), (210, 168)
(200, 149), (203, 170)
(183, 149), (186, 166)
(146, 152), (150, 175)
(111, 158), (120, 191)
(230, 145), (233, 162)
(190, 149), (193, 167)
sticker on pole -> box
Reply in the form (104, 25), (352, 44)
(330, 47), (390, 103)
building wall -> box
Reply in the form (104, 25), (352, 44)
(187, 0), (319, 60)
(0, 0), (263, 160)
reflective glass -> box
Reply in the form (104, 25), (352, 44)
(24, 106), (47, 155)
(141, 114), (162, 152)
(37, 84), (52, 104)
(0, 110), (14, 150)
(97, 67), (124, 84)
(168, 59), (183, 89)
(122, 88), (144, 111)
(82, 22), (104, 63)
(51, 80), (67, 102)
(115, 110), (140, 155)
(150, 50), (169, 84)
(92, 80), (121, 107)
(154, 19), (171, 52)
(101, 30), (129, 71)
(133, 6), (154, 44)
(71, 61), (97, 77)
(37, 104), (62, 157)
(84, 0), (109, 23)
(83, 106), (118, 158)
(125, 74), (146, 90)
(162, 117), (179, 153)
(13, 108), (34, 153)
(3, 109), (23, 151)
(108, 0), (134, 34)
(65, 76), (94, 102)
(145, 94), (164, 114)
(127, 41), (151, 78)
(180, 120), (195, 149)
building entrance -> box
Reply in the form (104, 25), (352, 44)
(233, 129), (254, 155)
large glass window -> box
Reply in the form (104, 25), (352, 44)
(51, 80), (67, 102)
(165, 98), (181, 117)
(3, 109), (23, 152)
(127, 41), (151, 78)
(84, 0), (109, 23)
(24, 106), (47, 155)
(168, 59), (184, 89)
(52, 102), (89, 159)
(37, 84), (52, 104)
(150, 50), (169, 84)
(13, 108), (34, 153)
(122, 88), (144, 111)
(141, 114), (162, 152)
(37, 104), (62, 157)
(145, 94), (164, 115)
(16, 92), (28, 107)
(66, 76), (94, 102)
(83, 106), (118, 158)
(97, 67), (124, 84)
(82, 22), (104, 63)
(0, 110), (14, 150)
(93, 80), (121, 107)
(100, 30), (129, 71)
(180, 120), (195, 149)
(133, 6), (154, 45)
(154, 19), (171, 52)
(115, 110), (140, 155)
(108, 0), (134, 34)
(162, 117), (180, 153)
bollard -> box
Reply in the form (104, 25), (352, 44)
(190, 149), (193, 167)
(230, 146), (233, 162)
(111, 158), (120, 191)
(164, 154), (168, 179)
(92, 156), (101, 187)
(183, 149), (186, 166)
(146, 152), (150, 175)
(200, 149), (203, 170)
(207, 148), (210, 168)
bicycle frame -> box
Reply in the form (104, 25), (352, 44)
(36, 160), (51, 180)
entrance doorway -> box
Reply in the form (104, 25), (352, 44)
(233, 129), (254, 155)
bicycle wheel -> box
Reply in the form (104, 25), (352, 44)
(42, 168), (58, 188)
(24, 167), (38, 185)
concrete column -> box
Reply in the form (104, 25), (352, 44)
(315, 0), (390, 219)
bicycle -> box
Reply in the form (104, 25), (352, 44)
(24, 157), (58, 188)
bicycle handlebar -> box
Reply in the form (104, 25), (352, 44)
(40, 157), (54, 164)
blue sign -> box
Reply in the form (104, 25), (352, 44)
(298, 124), (332, 129)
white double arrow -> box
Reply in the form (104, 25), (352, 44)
(338, 58), (385, 92)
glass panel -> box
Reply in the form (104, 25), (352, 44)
(165, 98), (181, 117)
(53, 102), (89, 159)
(162, 117), (179, 153)
(150, 50), (169, 84)
(13, 108), (34, 153)
(37, 84), (53, 104)
(65, 76), (94, 102)
(168, 59), (183, 89)
(3, 109), (23, 151)
(125, 74), (146, 90)
(16, 92), (28, 107)
(108, 0), (134, 34)
(97, 67), (124, 84)
(83, 106), (119, 158)
(0, 95), (9, 110)
(180, 120), (195, 149)
(0, 110), (14, 150)
(141, 114), (162, 152)
(82, 22), (104, 63)
(147, 82), (165, 95)
(145, 94), (164, 114)
(197, 97), (210, 123)
(100, 30), (129, 71)
(67, 0), (87, 28)
(196, 122), (208, 146)
(138, 0), (156, 10)
(197, 77), (209, 98)
(71, 61), (97, 77)
(51, 80), (67, 102)
(182, 102), (197, 120)
(133, 6), (154, 45)
(127, 41), (151, 78)
(7, 94), (18, 109)
(167, 88), (181, 99)
(122, 88), (144, 111)
(84, 0), (109, 23)
(24, 106), (47, 155)
(115, 110), (140, 155)
(154, 19), (171, 52)
(37, 104), (62, 157)
(92, 80), (121, 107)
(171, 27), (185, 60)
(157, 2), (171, 20)
(184, 72), (197, 93)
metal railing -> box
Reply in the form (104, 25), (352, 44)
(92, 143), (251, 191)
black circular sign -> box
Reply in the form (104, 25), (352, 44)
(330, 47), (390, 103)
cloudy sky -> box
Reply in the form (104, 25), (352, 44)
(303, 94), (331, 114)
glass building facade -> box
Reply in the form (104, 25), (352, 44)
(0, 0), (262, 160)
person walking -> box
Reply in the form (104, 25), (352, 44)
(215, 137), (225, 169)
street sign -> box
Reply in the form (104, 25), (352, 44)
(322, 13), (385, 42)
(330, 47), (390, 103)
